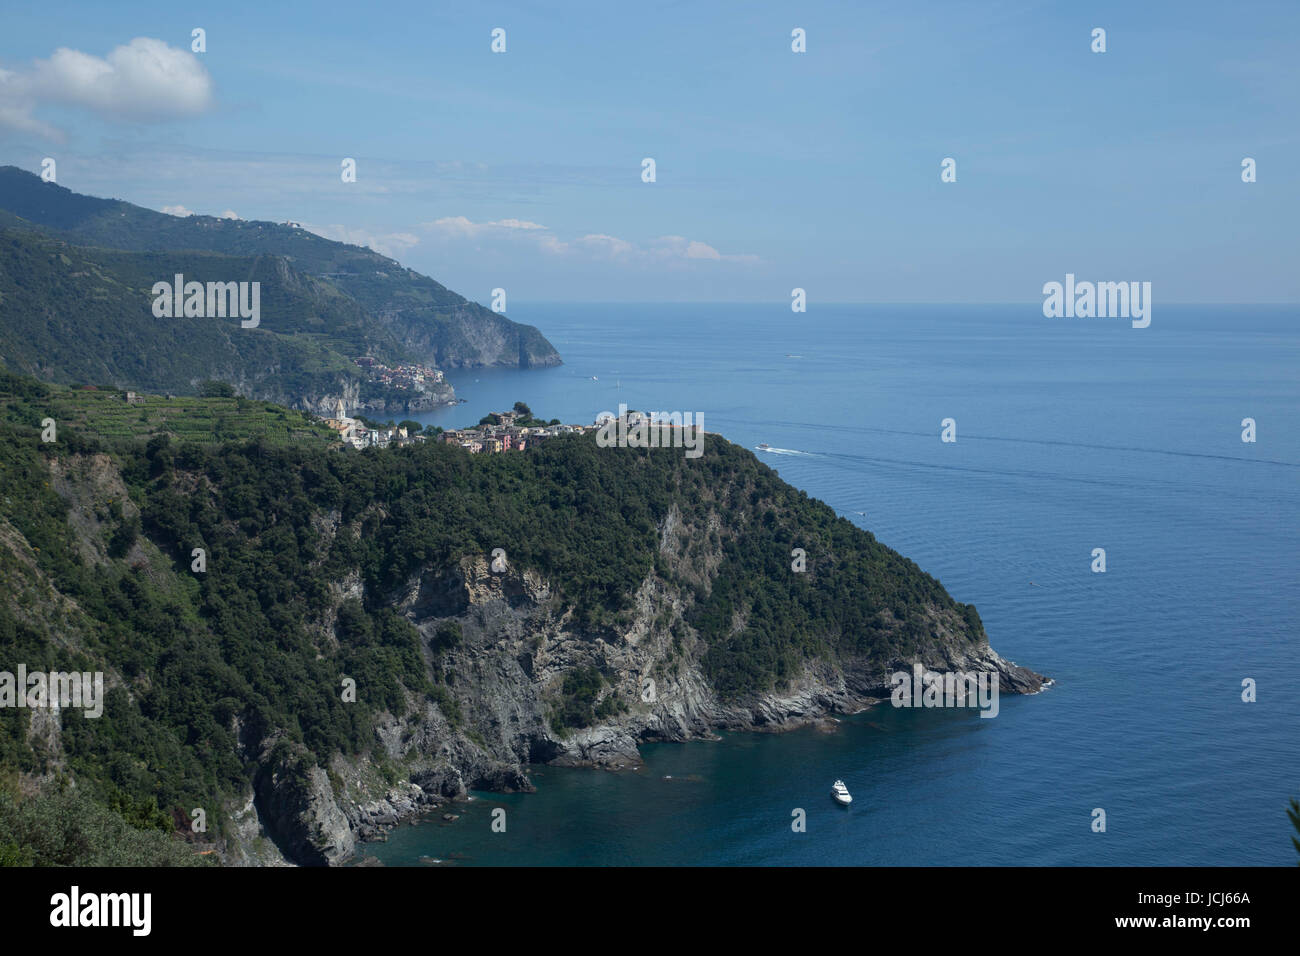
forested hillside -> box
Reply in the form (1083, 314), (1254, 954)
(0, 229), (381, 404)
(0, 166), (561, 374)
(0, 373), (1033, 865)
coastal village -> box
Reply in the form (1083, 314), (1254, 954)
(437, 409), (591, 454)
(353, 356), (444, 392)
(321, 401), (593, 452)
(321, 398), (421, 449)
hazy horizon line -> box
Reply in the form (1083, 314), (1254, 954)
(500, 300), (1300, 307)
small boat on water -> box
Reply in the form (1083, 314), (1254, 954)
(831, 780), (852, 806)
(757, 442), (771, 450)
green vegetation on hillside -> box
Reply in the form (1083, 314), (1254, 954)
(0, 228), (385, 401)
(550, 666), (624, 735)
(0, 782), (213, 867)
(40, 384), (335, 445)
(0, 166), (561, 391)
(0, 371), (979, 862)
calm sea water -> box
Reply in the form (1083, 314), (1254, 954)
(368, 303), (1300, 866)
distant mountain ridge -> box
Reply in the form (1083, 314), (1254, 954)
(0, 166), (560, 412)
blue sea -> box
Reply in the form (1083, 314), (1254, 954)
(369, 303), (1300, 866)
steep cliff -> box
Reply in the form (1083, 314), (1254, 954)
(0, 380), (1042, 866)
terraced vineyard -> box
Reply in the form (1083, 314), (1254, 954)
(2, 377), (336, 447)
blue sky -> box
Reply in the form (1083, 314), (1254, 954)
(1, 0), (1296, 303)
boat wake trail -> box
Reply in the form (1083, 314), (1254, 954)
(726, 418), (1300, 469)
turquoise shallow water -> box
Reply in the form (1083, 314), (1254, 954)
(368, 303), (1300, 866)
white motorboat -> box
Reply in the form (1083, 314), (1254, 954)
(831, 779), (852, 806)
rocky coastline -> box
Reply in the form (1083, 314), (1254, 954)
(229, 550), (1045, 865)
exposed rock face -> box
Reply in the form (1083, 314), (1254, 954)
(217, 790), (293, 867)
(223, 372), (461, 419)
(403, 558), (1043, 767)
(348, 783), (436, 842)
(234, 375), (461, 418)
(354, 378), (457, 415)
(244, 545), (1042, 865)
(382, 306), (563, 370)
(253, 748), (355, 867)
(292, 378), (363, 417)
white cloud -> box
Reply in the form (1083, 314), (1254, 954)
(551, 231), (757, 264)
(421, 216), (757, 265)
(0, 66), (62, 138)
(423, 216), (549, 238)
(302, 222), (421, 260)
(0, 38), (213, 138)
(651, 235), (757, 263)
(293, 213), (757, 271)
(160, 204), (239, 220)
(570, 233), (634, 258)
